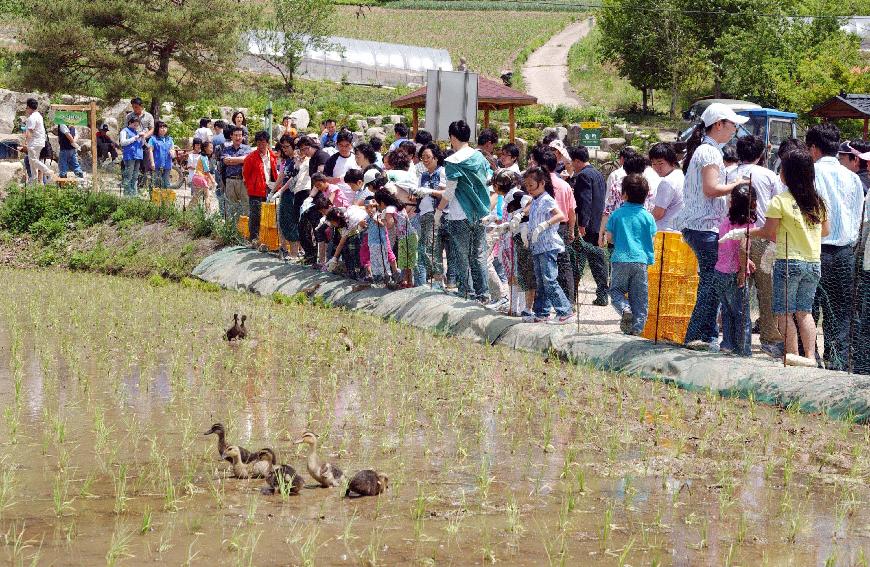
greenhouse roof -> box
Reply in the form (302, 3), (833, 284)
(245, 32), (453, 74)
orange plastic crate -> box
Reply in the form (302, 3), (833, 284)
(261, 203), (277, 228)
(261, 226), (279, 251)
(237, 216), (249, 239)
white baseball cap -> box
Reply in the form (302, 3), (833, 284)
(700, 103), (750, 127)
(363, 168), (381, 186)
(859, 150), (870, 161)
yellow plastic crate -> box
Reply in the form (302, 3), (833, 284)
(641, 231), (699, 342)
(237, 216), (249, 239)
(261, 226), (279, 251)
(150, 189), (176, 206)
(648, 273), (700, 319)
(651, 231), (698, 276)
(261, 202), (277, 228)
(642, 315), (692, 344)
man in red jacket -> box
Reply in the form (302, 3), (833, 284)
(242, 131), (278, 247)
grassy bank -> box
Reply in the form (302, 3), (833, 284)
(0, 186), (235, 279)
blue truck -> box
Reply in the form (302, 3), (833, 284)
(679, 100), (799, 171)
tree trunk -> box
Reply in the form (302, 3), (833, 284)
(670, 67), (678, 118)
(641, 86), (648, 113)
(150, 49), (173, 119)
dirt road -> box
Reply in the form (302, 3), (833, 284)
(522, 18), (593, 107)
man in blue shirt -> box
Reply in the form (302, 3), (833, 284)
(320, 119), (338, 149)
(222, 127), (252, 221)
(806, 123), (866, 370)
(388, 123), (410, 152)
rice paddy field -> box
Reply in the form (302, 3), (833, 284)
(331, 7), (575, 77)
(3, 268), (870, 566)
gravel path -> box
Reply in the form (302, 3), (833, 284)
(521, 18), (593, 107)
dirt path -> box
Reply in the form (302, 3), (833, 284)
(522, 18), (593, 107)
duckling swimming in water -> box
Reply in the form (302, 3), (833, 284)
(294, 431), (344, 488)
(251, 448), (277, 479)
(261, 464), (305, 495)
(223, 445), (271, 479)
(345, 470), (388, 497)
(225, 314), (243, 341)
(204, 423), (256, 464)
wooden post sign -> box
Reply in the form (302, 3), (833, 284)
(50, 102), (99, 184)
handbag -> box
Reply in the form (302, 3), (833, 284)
(191, 156), (209, 189)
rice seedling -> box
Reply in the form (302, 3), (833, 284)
(105, 524), (134, 567)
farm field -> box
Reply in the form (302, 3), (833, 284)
(331, 6), (575, 77)
(1, 268), (870, 565)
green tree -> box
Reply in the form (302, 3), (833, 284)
(597, 0), (704, 113)
(247, 0), (337, 93)
(718, 15), (863, 112)
(597, 0), (666, 112)
(13, 0), (241, 117)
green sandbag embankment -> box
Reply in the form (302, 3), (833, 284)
(193, 247), (870, 422)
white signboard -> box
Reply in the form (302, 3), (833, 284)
(424, 70), (478, 142)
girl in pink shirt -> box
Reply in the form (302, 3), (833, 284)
(713, 184), (756, 356)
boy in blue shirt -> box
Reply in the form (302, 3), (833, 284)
(606, 174), (657, 334)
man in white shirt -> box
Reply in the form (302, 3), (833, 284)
(726, 135), (782, 355)
(324, 131), (357, 183)
(806, 123), (865, 370)
(23, 98), (51, 184)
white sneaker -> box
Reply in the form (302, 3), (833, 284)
(486, 296), (509, 310)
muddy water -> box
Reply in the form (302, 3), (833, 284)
(0, 268), (868, 566)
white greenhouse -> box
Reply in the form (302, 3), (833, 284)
(242, 32), (453, 87)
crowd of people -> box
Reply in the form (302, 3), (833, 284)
(18, 96), (870, 371)
(195, 101), (870, 372)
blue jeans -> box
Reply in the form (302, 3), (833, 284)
(155, 167), (171, 188)
(58, 149), (83, 178)
(714, 270), (752, 356)
(121, 159), (141, 196)
(609, 262), (648, 333)
(533, 250), (572, 317)
(448, 219), (489, 300)
(682, 228), (720, 343)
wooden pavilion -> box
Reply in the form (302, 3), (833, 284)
(808, 93), (870, 140)
(390, 75), (537, 142)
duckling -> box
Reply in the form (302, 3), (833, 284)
(345, 470), (389, 497)
(261, 464), (305, 495)
(225, 314), (242, 341)
(339, 326), (354, 351)
(251, 448), (277, 479)
(222, 445), (271, 479)
(238, 314), (248, 339)
(204, 423), (256, 464)
(294, 431), (344, 488)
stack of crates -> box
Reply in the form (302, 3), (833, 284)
(260, 202), (279, 251)
(641, 231), (699, 343)
(237, 216), (249, 239)
(151, 189), (176, 207)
